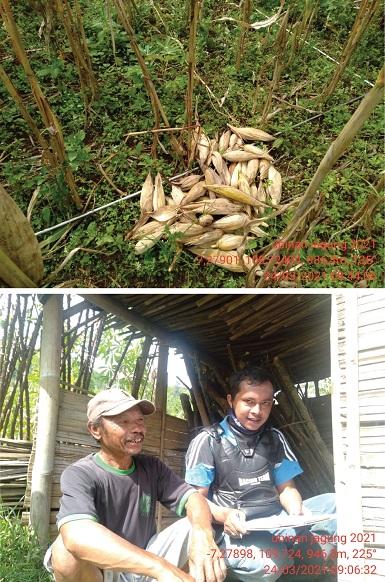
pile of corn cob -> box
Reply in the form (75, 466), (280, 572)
(126, 124), (282, 273)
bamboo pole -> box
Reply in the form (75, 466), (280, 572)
(30, 295), (63, 546)
(0, 0), (82, 209)
(320, 0), (380, 102)
(155, 343), (168, 532)
(111, 0), (183, 157)
(256, 65), (385, 286)
(273, 356), (334, 482)
(132, 336), (153, 397)
(183, 354), (210, 426)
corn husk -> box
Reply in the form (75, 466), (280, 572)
(153, 173), (165, 210)
(139, 172), (153, 213)
(197, 131), (210, 167)
(198, 214), (214, 227)
(216, 234), (245, 251)
(223, 150), (261, 163)
(176, 174), (202, 191)
(184, 198), (244, 215)
(168, 222), (205, 237)
(205, 184), (259, 206)
(165, 196), (176, 206)
(230, 162), (242, 188)
(170, 185), (185, 205)
(132, 220), (166, 240)
(204, 167), (222, 185)
(246, 159), (260, 184)
(212, 213), (250, 231)
(229, 132), (238, 149)
(248, 223), (268, 237)
(0, 184), (43, 284)
(182, 181), (207, 204)
(228, 124), (275, 142)
(184, 229), (224, 246)
(238, 173), (252, 196)
(134, 226), (165, 254)
(151, 206), (178, 222)
(259, 159), (271, 180)
(218, 129), (231, 151)
(189, 247), (255, 273)
(243, 144), (274, 161)
(235, 136), (244, 147)
(267, 166), (282, 205)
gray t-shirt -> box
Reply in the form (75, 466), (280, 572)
(57, 453), (195, 548)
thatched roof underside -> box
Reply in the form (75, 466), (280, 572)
(81, 294), (331, 384)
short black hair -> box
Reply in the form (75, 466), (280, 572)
(228, 367), (274, 399)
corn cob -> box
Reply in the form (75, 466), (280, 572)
(176, 173), (202, 191)
(170, 185), (185, 205)
(205, 184), (259, 206)
(267, 166), (282, 205)
(182, 181), (207, 204)
(243, 144), (274, 161)
(218, 129), (231, 152)
(151, 206), (178, 222)
(198, 214), (214, 227)
(153, 173), (165, 210)
(134, 226), (164, 254)
(184, 229), (224, 246)
(227, 124), (275, 142)
(216, 234), (245, 251)
(246, 159), (260, 184)
(259, 159), (270, 180)
(212, 213), (250, 231)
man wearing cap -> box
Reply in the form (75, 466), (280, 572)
(44, 389), (226, 582)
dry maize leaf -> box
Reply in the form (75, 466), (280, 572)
(176, 174), (202, 191)
(205, 184), (259, 206)
(267, 166), (282, 205)
(182, 181), (207, 204)
(131, 220), (164, 240)
(153, 173), (165, 210)
(170, 185), (185, 205)
(229, 132), (238, 149)
(168, 221), (204, 237)
(179, 212), (197, 223)
(184, 198), (243, 215)
(223, 150), (260, 163)
(216, 234), (245, 251)
(228, 124), (275, 142)
(211, 151), (226, 177)
(140, 172), (153, 214)
(204, 167), (222, 185)
(165, 196), (177, 206)
(210, 138), (219, 152)
(189, 247), (254, 273)
(198, 214), (214, 227)
(259, 159), (271, 180)
(246, 159), (259, 184)
(248, 223), (268, 237)
(230, 162), (242, 188)
(212, 213), (250, 231)
(243, 144), (274, 161)
(0, 184), (43, 284)
(134, 226), (165, 254)
(184, 229), (224, 246)
(240, 161), (248, 175)
(218, 129), (231, 152)
(151, 206), (178, 222)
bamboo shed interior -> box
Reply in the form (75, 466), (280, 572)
(22, 292), (335, 543)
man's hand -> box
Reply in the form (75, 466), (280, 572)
(223, 508), (247, 537)
(156, 561), (195, 582)
(188, 527), (227, 582)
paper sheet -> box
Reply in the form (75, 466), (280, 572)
(245, 513), (337, 531)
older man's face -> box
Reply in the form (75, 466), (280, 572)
(90, 405), (147, 458)
(227, 381), (274, 431)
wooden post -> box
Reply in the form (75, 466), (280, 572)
(183, 354), (210, 426)
(30, 295), (62, 546)
(155, 343), (168, 532)
(132, 336), (152, 398)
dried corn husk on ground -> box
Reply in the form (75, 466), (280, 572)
(127, 123), (289, 272)
(0, 184), (44, 286)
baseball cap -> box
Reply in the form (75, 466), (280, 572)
(87, 388), (155, 423)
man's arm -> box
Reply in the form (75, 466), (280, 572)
(59, 519), (194, 582)
(276, 479), (304, 515)
(194, 487), (247, 537)
(185, 492), (227, 582)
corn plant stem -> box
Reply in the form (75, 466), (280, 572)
(0, 65), (52, 159)
(320, 0), (380, 101)
(236, 0), (252, 71)
(112, 0), (183, 156)
(185, 0), (202, 159)
(0, 0), (82, 209)
(256, 65), (384, 288)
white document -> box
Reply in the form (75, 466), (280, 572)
(245, 513), (337, 531)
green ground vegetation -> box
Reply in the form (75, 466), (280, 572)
(0, 0), (383, 288)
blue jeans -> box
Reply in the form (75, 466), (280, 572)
(219, 493), (336, 582)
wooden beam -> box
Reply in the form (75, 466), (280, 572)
(183, 354), (210, 426)
(82, 294), (221, 373)
(30, 295), (62, 546)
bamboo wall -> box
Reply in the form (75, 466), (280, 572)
(23, 389), (190, 540)
(0, 438), (32, 508)
(332, 292), (385, 581)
